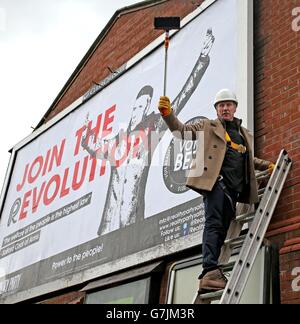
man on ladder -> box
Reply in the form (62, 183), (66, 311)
(158, 89), (275, 294)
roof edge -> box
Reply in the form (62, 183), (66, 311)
(36, 0), (167, 129)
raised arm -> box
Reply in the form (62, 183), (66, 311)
(156, 28), (215, 132)
(172, 28), (215, 115)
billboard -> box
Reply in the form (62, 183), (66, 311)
(0, 0), (252, 302)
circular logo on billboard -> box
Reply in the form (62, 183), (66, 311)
(163, 116), (205, 194)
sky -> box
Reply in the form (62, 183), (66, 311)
(0, 0), (141, 193)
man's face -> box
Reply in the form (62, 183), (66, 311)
(216, 101), (237, 121)
(130, 95), (150, 129)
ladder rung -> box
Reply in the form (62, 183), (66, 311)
(220, 261), (235, 271)
(224, 234), (246, 248)
(255, 170), (270, 178)
(256, 170), (270, 181)
(196, 290), (224, 301)
(256, 174), (270, 181)
(236, 216), (255, 224)
(258, 188), (266, 195)
(235, 212), (255, 223)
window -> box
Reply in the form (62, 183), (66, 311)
(166, 242), (279, 304)
(85, 278), (151, 304)
(83, 261), (163, 304)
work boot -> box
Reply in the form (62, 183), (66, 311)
(198, 268), (227, 293)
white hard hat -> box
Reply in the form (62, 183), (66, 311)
(214, 89), (238, 108)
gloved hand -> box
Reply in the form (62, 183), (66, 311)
(158, 96), (172, 117)
(268, 163), (275, 175)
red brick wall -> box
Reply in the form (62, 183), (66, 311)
(279, 238), (300, 304)
(254, 0), (300, 210)
(254, 0), (300, 302)
(45, 0), (203, 122)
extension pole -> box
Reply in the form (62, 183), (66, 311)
(154, 17), (180, 96)
(163, 30), (169, 96)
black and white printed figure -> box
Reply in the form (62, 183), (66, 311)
(82, 28), (215, 236)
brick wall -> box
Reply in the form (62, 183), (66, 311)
(45, 0), (203, 122)
(279, 238), (300, 304)
(254, 0), (300, 302)
(254, 0), (300, 209)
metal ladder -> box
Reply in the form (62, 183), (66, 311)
(194, 149), (292, 304)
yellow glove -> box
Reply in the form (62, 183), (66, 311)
(158, 96), (172, 117)
(268, 163), (275, 175)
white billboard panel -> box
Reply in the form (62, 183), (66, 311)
(0, 0), (252, 302)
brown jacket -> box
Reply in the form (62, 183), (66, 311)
(163, 112), (270, 204)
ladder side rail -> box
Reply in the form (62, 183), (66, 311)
(194, 150), (290, 304)
(226, 156), (291, 304)
(220, 151), (288, 303)
(219, 154), (283, 290)
(220, 150), (291, 303)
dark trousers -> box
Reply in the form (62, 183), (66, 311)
(201, 181), (238, 275)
